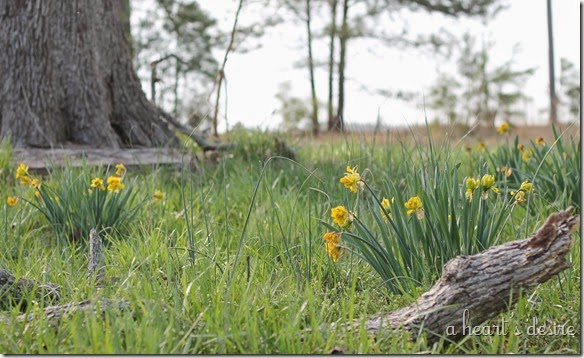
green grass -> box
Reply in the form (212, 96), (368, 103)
(0, 125), (580, 354)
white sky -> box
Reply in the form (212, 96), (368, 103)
(133, 0), (581, 131)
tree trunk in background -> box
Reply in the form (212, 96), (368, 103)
(0, 0), (176, 148)
(546, 0), (558, 124)
(306, 0), (319, 136)
(327, 0), (337, 132)
(333, 0), (349, 132)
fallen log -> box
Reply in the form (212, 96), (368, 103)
(0, 269), (61, 311)
(347, 207), (579, 344)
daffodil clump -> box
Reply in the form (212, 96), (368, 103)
(9, 162), (162, 242)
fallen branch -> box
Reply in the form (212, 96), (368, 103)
(0, 269), (61, 310)
(157, 107), (234, 152)
(346, 207), (579, 344)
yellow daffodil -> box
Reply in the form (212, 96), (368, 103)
(34, 191), (42, 201)
(535, 137), (545, 146)
(91, 177), (105, 191)
(465, 177), (480, 200)
(480, 174), (499, 200)
(114, 163), (126, 177)
(323, 232), (343, 262)
(6, 196), (19, 207)
(517, 144), (525, 152)
(405, 196), (424, 219)
(152, 189), (164, 203)
(500, 166), (512, 178)
(477, 142), (486, 151)
(29, 178), (40, 189)
(510, 190), (527, 204)
(522, 150), (532, 163)
(380, 197), (394, 221)
(15, 163), (30, 186)
(331, 205), (352, 229)
(496, 122), (509, 134)
(107, 176), (125, 193)
(340, 165), (363, 193)
(519, 179), (533, 193)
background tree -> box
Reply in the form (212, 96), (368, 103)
(325, 0), (504, 131)
(546, 0), (558, 124)
(428, 33), (535, 127)
(0, 0), (176, 148)
(558, 58), (580, 121)
(133, 0), (218, 121)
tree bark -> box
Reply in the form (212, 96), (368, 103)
(0, 0), (177, 148)
(333, 0), (349, 132)
(346, 207), (579, 344)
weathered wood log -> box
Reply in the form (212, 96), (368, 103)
(0, 269), (61, 310)
(88, 229), (105, 285)
(11, 147), (199, 172)
(347, 207), (579, 344)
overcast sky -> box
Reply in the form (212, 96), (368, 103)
(133, 0), (581, 131)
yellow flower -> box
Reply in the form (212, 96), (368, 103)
(535, 137), (545, 146)
(340, 165), (363, 193)
(152, 189), (164, 203)
(6, 196), (19, 207)
(331, 205), (352, 229)
(522, 149), (532, 163)
(106, 176), (125, 193)
(16, 163), (28, 179)
(114, 163), (126, 177)
(91, 177), (105, 191)
(29, 178), (41, 189)
(34, 190), (42, 200)
(405, 196), (424, 219)
(465, 177), (480, 200)
(496, 122), (510, 134)
(323, 232), (343, 262)
(15, 163), (30, 186)
(510, 190), (527, 204)
(500, 166), (512, 178)
(380, 197), (394, 220)
(477, 142), (486, 151)
(517, 144), (525, 152)
(480, 174), (499, 200)
(519, 179), (533, 193)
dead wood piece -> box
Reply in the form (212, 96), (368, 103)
(157, 107), (234, 152)
(0, 269), (61, 310)
(88, 229), (105, 285)
(11, 147), (198, 172)
(348, 207), (579, 344)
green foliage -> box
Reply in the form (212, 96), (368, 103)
(484, 126), (580, 213)
(0, 128), (579, 354)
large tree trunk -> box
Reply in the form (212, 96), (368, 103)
(0, 0), (177, 148)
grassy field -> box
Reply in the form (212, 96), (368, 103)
(0, 123), (580, 354)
